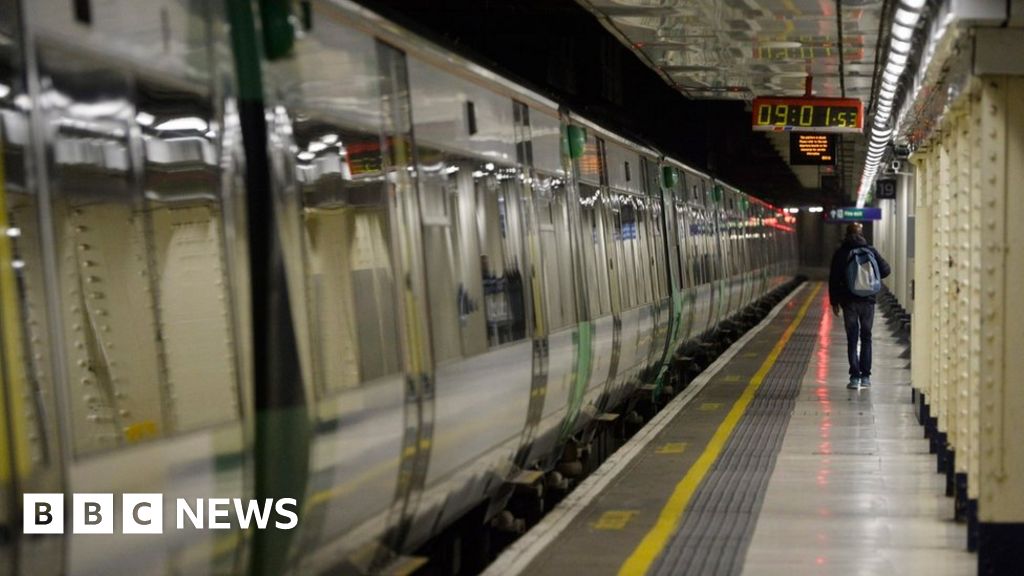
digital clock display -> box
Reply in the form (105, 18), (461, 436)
(751, 97), (863, 133)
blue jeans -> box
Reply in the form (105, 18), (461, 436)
(841, 301), (874, 378)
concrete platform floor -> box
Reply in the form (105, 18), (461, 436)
(741, 291), (974, 575)
(485, 283), (974, 576)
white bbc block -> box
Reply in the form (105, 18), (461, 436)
(122, 494), (164, 534)
(23, 493), (64, 534)
(73, 493), (113, 534)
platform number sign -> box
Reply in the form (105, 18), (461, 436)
(876, 179), (896, 200)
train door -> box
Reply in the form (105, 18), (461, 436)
(566, 129), (615, 431)
(698, 182), (719, 330)
(721, 190), (737, 319)
(603, 144), (643, 406)
(517, 108), (578, 467)
(658, 165), (683, 351)
(735, 194), (750, 309)
(669, 170), (695, 344)
(406, 54), (541, 542)
(711, 184), (730, 325)
(640, 158), (671, 374)
(252, 5), (434, 568)
(678, 173), (706, 340)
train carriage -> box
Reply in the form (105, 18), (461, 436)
(0, 1), (797, 574)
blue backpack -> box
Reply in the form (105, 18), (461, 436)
(846, 247), (881, 297)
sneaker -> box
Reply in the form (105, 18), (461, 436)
(860, 376), (871, 388)
(847, 376), (860, 389)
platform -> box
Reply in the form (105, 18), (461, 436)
(485, 282), (975, 576)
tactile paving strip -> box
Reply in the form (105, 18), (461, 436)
(651, 300), (824, 576)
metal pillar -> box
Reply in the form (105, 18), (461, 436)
(910, 150), (932, 407)
(975, 75), (1024, 571)
(913, 75), (1024, 569)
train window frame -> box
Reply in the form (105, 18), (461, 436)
(579, 182), (614, 319)
(290, 115), (405, 396)
(416, 150), (533, 362)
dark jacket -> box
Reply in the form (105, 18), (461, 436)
(828, 235), (891, 304)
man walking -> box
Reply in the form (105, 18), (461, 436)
(829, 223), (891, 389)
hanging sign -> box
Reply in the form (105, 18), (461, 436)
(789, 133), (836, 165)
(826, 207), (882, 222)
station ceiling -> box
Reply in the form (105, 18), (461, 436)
(577, 0), (886, 103)
(576, 0), (888, 200)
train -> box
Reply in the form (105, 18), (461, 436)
(0, 0), (797, 574)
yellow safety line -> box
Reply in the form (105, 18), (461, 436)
(619, 283), (822, 576)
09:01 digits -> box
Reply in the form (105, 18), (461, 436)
(755, 104), (858, 128)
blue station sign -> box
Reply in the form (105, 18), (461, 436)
(826, 207), (882, 222)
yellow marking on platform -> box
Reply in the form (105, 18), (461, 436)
(699, 402), (724, 411)
(723, 374), (742, 382)
(619, 283), (822, 576)
(655, 442), (688, 455)
(593, 510), (639, 530)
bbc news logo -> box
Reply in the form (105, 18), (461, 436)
(24, 494), (298, 534)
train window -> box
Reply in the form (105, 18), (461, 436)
(579, 184), (613, 318)
(417, 151), (530, 362)
(648, 195), (668, 300)
(291, 117), (402, 394)
(703, 206), (719, 282)
(633, 196), (656, 304)
(679, 203), (693, 286)
(687, 206), (701, 286)
(534, 174), (577, 330)
(39, 48), (243, 455)
(613, 194), (638, 309)
(722, 202), (734, 277)
(674, 203), (693, 289)
(723, 207), (733, 279)
(478, 168), (530, 347)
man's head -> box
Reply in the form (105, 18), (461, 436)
(845, 222), (863, 238)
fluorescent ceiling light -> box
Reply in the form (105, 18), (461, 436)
(894, 8), (919, 27)
(759, 41), (802, 49)
(891, 39), (912, 54)
(892, 22), (914, 42)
